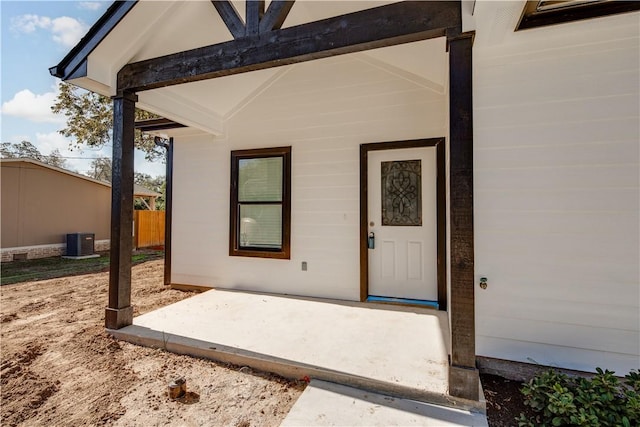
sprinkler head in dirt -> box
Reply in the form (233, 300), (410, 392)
(168, 377), (186, 400)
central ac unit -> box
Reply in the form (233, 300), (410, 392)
(66, 233), (95, 257)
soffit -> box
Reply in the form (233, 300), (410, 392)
(282, 0), (394, 27)
(79, 1), (448, 134)
(86, 1), (404, 92)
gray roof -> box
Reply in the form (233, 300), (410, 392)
(1, 158), (162, 198)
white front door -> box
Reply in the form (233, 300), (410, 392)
(367, 147), (438, 301)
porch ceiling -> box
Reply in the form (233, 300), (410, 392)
(68, 0), (449, 135)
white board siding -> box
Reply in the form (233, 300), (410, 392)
(171, 53), (447, 301)
(480, 337), (638, 375)
(474, 13), (640, 373)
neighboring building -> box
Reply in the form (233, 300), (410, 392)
(1, 158), (161, 261)
(50, 0), (639, 401)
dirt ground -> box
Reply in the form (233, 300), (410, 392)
(1, 256), (527, 426)
(482, 373), (532, 427)
(1, 259), (304, 427)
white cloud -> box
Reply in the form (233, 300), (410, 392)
(34, 131), (111, 174)
(78, 2), (103, 11)
(1, 86), (64, 123)
(4, 135), (31, 144)
(10, 14), (88, 48)
(35, 131), (73, 154)
(10, 14), (51, 33)
(50, 16), (88, 47)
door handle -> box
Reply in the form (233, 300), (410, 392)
(368, 232), (375, 249)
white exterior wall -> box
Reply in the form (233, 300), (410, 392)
(474, 13), (640, 373)
(172, 55), (447, 301)
(170, 10), (639, 375)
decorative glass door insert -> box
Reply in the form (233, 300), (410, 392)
(381, 160), (422, 226)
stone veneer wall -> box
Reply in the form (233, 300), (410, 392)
(1, 240), (110, 262)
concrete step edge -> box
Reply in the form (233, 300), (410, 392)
(108, 325), (486, 413)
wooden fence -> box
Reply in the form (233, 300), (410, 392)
(133, 210), (165, 249)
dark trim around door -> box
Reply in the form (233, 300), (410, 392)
(359, 138), (447, 310)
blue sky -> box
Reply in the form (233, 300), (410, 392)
(1, 0), (165, 176)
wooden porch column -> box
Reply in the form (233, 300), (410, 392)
(105, 90), (137, 329)
(448, 32), (479, 401)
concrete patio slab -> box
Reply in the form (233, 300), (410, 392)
(282, 380), (488, 426)
(109, 289), (484, 411)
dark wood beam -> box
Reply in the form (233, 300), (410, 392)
(118, 1), (461, 92)
(246, 0), (265, 36)
(134, 118), (186, 132)
(259, 0), (295, 33)
(105, 91), (137, 330)
(211, 0), (245, 39)
(447, 32), (479, 401)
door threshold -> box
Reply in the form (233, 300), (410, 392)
(367, 295), (438, 309)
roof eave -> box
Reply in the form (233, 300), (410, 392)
(49, 0), (137, 81)
(1, 158), (161, 197)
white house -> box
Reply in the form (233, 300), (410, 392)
(50, 0), (639, 401)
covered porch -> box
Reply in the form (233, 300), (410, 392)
(51, 0), (479, 403)
(110, 288), (484, 412)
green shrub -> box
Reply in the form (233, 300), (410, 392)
(517, 368), (640, 427)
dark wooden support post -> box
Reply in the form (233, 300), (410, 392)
(448, 31), (479, 401)
(211, 1), (245, 39)
(164, 137), (174, 286)
(246, 0), (265, 36)
(105, 90), (137, 330)
(259, 0), (295, 33)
